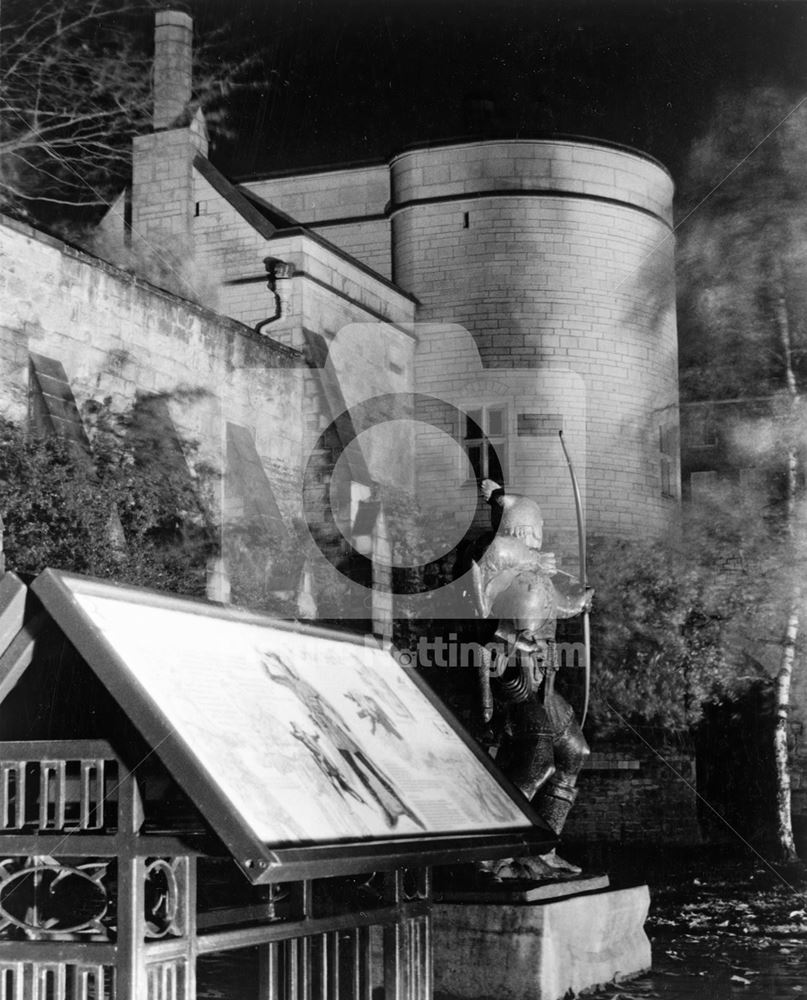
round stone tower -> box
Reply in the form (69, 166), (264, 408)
(391, 138), (678, 553)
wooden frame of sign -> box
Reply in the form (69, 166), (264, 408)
(30, 570), (551, 883)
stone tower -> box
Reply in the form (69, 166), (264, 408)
(388, 138), (678, 557)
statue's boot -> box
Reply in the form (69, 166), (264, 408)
(534, 848), (582, 875)
(477, 856), (554, 881)
(530, 778), (582, 876)
(514, 854), (567, 880)
(486, 852), (581, 880)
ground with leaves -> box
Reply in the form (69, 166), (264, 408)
(581, 846), (807, 998)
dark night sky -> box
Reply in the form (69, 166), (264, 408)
(185, 0), (807, 189)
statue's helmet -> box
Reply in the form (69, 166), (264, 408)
(497, 495), (544, 550)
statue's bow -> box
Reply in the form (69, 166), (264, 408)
(559, 431), (591, 728)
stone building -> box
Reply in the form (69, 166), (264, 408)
(0, 3), (679, 657)
(98, 8), (679, 572)
(0, 7), (688, 840)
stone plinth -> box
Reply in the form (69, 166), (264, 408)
(433, 884), (651, 1000)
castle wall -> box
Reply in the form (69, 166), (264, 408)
(187, 163), (418, 495)
(193, 170), (271, 297)
(390, 139), (679, 553)
(565, 749), (701, 845)
(254, 230), (418, 493)
(131, 122), (208, 262)
(0, 215), (304, 521)
(242, 164), (392, 277)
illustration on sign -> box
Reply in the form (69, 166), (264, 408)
(65, 583), (530, 847)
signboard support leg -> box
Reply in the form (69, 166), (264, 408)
(116, 770), (146, 1000)
(180, 855), (198, 1000)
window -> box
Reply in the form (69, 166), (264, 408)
(464, 406), (507, 483)
(682, 409), (717, 449)
(659, 423), (678, 498)
(689, 470), (718, 502)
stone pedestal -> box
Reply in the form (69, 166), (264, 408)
(433, 884), (651, 1000)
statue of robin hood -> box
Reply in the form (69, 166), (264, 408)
(469, 473), (593, 880)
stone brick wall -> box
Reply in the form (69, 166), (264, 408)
(213, 226), (418, 493)
(389, 139), (673, 224)
(0, 214), (305, 521)
(132, 124), (208, 265)
(390, 139), (679, 545)
(412, 322), (586, 562)
(126, 119), (419, 501)
(193, 170), (272, 298)
(243, 164), (392, 277)
(126, 123), (679, 552)
(564, 749), (702, 844)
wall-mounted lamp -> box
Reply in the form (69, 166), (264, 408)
(264, 256), (295, 287)
(255, 257), (295, 335)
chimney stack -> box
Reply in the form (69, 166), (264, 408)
(153, 6), (193, 130)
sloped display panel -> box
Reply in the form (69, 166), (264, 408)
(32, 571), (534, 860)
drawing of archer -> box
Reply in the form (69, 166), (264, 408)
(261, 652), (425, 830)
(290, 721), (366, 805)
(345, 690), (403, 740)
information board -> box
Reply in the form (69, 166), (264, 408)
(33, 571), (534, 858)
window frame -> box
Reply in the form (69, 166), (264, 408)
(463, 404), (509, 485)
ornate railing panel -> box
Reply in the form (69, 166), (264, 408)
(0, 745), (115, 834)
(0, 961), (114, 1000)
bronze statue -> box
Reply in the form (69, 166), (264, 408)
(470, 479), (593, 879)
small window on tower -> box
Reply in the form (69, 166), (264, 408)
(464, 405), (508, 483)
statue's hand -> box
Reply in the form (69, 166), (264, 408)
(480, 479), (502, 502)
(583, 587), (595, 613)
(537, 551), (557, 574)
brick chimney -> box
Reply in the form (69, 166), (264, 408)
(153, 6), (193, 130)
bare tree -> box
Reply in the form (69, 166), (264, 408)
(0, 0), (262, 227)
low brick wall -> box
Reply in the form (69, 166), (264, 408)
(564, 749), (702, 844)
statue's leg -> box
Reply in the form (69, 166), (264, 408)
(497, 736), (555, 801)
(535, 699), (590, 836)
(496, 693), (556, 801)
